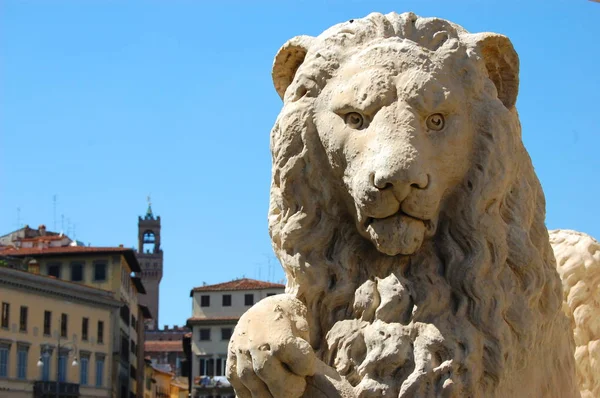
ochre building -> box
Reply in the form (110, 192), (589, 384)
(1, 236), (152, 398)
(0, 265), (120, 398)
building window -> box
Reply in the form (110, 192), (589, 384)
(120, 335), (129, 357)
(215, 357), (226, 376)
(43, 311), (52, 336)
(0, 345), (8, 377)
(94, 263), (107, 281)
(197, 357), (214, 376)
(58, 353), (67, 382)
(82, 318), (89, 341)
(1, 302), (9, 329)
(200, 295), (210, 307)
(120, 305), (130, 324)
(222, 294), (232, 307)
(198, 357), (206, 376)
(130, 364), (137, 380)
(97, 321), (104, 344)
(60, 313), (68, 338)
(40, 355), (50, 381)
(47, 264), (61, 278)
(17, 346), (27, 379)
(70, 263), (83, 282)
(80, 356), (89, 385)
(244, 294), (254, 306)
(206, 358), (214, 376)
(221, 328), (232, 340)
(130, 339), (135, 354)
(199, 329), (211, 341)
(19, 306), (28, 332)
(95, 358), (104, 387)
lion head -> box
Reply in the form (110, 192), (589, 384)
(268, 12), (577, 397)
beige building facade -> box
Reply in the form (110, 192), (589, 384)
(186, 278), (284, 398)
(0, 265), (121, 398)
(1, 241), (151, 398)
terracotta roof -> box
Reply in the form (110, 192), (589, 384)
(3, 245), (128, 255)
(190, 278), (285, 295)
(2, 246), (141, 272)
(145, 340), (184, 353)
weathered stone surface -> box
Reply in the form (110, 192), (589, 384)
(550, 230), (600, 398)
(227, 11), (583, 397)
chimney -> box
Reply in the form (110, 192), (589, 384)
(164, 325), (168, 330)
(39, 224), (47, 236)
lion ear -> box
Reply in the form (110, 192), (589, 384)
(272, 35), (314, 100)
(471, 33), (520, 109)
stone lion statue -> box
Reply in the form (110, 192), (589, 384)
(226, 11), (596, 397)
(550, 230), (600, 398)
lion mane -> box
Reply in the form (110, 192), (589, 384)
(268, 12), (577, 397)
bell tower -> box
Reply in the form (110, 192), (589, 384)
(136, 196), (163, 330)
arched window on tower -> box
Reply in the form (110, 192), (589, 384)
(142, 230), (155, 253)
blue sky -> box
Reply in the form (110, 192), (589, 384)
(1, 0), (598, 327)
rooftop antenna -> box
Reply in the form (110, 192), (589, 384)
(61, 214), (65, 233)
(253, 261), (263, 280)
(16, 207), (21, 229)
(268, 257), (272, 282)
(262, 253), (276, 282)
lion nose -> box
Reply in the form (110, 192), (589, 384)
(373, 168), (429, 192)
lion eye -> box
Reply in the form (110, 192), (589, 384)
(344, 112), (365, 129)
(426, 113), (445, 131)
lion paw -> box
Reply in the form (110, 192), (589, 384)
(226, 294), (317, 398)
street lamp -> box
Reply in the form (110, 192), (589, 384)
(37, 333), (78, 398)
(35, 356), (77, 367)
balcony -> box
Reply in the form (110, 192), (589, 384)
(33, 381), (80, 398)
